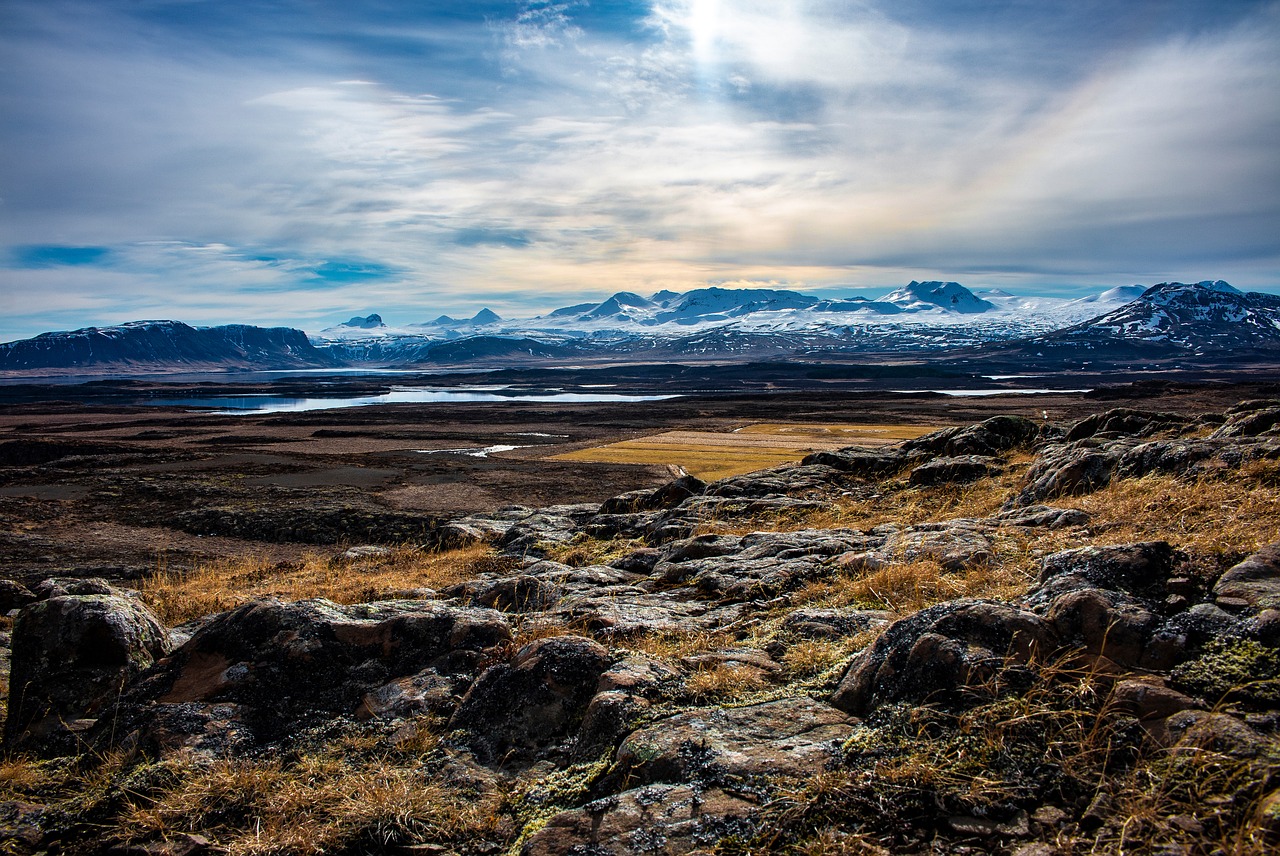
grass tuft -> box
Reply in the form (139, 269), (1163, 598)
(686, 663), (770, 701)
(140, 543), (502, 625)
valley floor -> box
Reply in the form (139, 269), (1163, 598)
(0, 381), (1278, 854)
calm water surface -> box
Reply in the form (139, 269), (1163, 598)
(151, 386), (680, 414)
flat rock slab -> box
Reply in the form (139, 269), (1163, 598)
(522, 784), (759, 856)
(615, 696), (856, 786)
(551, 591), (743, 637)
(1213, 543), (1280, 611)
(782, 607), (894, 639)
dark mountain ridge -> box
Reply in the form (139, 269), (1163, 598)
(1032, 281), (1280, 354)
(0, 320), (339, 372)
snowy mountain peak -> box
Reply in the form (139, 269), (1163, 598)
(471, 308), (501, 324)
(1090, 286), (1148, 304)
(610, 291), (653, 308)
(880, 281), (995, 314)
(584, 292), (655, 319)
(1141, 281), (1242, 305)
(339, 313), (385, 329)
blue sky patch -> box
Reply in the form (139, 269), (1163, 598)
(306, 260), (400, 285)
(12, 245), (111, 268)
(452, 227), (534, 248)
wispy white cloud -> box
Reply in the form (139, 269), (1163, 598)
(1, 0), (1277, 341)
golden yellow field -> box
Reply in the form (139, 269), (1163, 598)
(549, 422), (943, 480)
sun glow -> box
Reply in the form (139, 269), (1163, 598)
(689, 0), (721, 65)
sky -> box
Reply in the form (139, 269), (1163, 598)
(1, 0), (1278, 341)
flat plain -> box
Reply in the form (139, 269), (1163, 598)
(0, 381), (1266, 584)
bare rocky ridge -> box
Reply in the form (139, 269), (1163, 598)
(1, 401), (1279, 853)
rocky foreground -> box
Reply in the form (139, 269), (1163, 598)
(2, 402), (1280, 854)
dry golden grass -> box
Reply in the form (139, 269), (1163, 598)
(810, 453), (1038, 531)
(794, 557), (1035, 616)
(734, 423), (939, 442)
(0, 758), (47, 794)
(685, 663), (770, 701)
(1059, 467), (1280, 554)
(508, 614), (599, 648)
(623, 629), (736, 662)
(122, 750), (500, 855)
(141, 543), (504, 625)
(779, 639), (863, 678)
(800, 459), (1280, 559)
(750, 458), (1280, 615)
(551, 422), (941, 480)
(545, 535), (647, 568)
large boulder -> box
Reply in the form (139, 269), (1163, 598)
(1065, 408), (1195, 442)
(450, 635), (610, 765)
(908, 455), (1002, 486)
(109, 598), (510, 757)
(801, 447), (914, 478)
(1012, 443), (1121, 505)
(549, 589), (744, 637)
(1031, 542), (1176, 606)
(1022, 543), (1176, 668)
(445, 575), (567, 612)
(0, 580), (36, 614)
(1115, 440), (1224, 480)
(782, 608), (894, 640)
(1210, 400), (1280, 438)
(5, 592), (170, 755)
(877, 522), (994, 571)
(1041, 588), (1161, 669)
(904, 415), (1041, 457)
(830, 599), (1054, 717)
(1141, 603), (1260, 672)
(497, 504), (600, 555)
(598, 475), (706, 514)
(656, 529), (872, 600)
(989, 504), (1090, 529)
(702, 464), (847, 498)
(614, 697), (856, 786)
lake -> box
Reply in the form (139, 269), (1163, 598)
(149, 386), (681, 414)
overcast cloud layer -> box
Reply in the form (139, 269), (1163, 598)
(1, 0), (1278, 340)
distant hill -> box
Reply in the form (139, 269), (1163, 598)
(0, 320), (341, 373)
(1038, 281), (1280, 353)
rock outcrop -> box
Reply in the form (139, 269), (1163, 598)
(105, 598), (511, 757)
(4, 585), (169, 755)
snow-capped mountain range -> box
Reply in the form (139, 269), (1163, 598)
(4, 280), (1276, 374)
(307, 280), (1224, 363)
(311, 281), (1152, 350)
